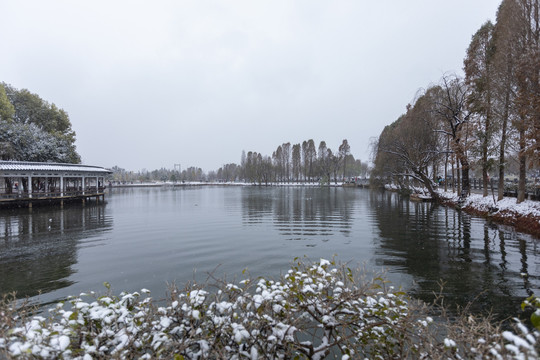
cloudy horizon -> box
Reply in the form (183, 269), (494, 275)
(1, 0), (501, 172)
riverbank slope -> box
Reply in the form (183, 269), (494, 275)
(440, 190), (540, 238)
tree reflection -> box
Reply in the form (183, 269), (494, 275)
(241, 187), (355, 242)
(370, 191), (539, 320)
(0, 204), (112, 298)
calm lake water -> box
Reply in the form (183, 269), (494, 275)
(0, 186), (539, 318)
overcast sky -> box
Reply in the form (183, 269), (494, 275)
(1, 1), (501, 172)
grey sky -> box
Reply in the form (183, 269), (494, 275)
(1, 1), (500, 172)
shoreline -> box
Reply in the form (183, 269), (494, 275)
(107, 181), (346, 188)
(439, 190), (540, 238)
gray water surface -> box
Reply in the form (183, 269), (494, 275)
(0, 186), (538, 318)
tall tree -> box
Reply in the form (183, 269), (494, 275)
(301, 141), (309, 180)
(292, 144), (301, 182)
(492, 0), (521, 200)
(306, 139), (317, 182)
(240, 150), (247, 181)
(318, 141), (328, 180)
(338, 139), (351, 180)
(514, 0), (540, 202)
(281, 142), (291, 182)
(464, 21), (496, 197)
(273, 146), (283, 182)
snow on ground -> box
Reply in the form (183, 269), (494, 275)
(111, 181), (344, 187)
(385, 183), (540, 219)
(439, 190), (540, 219)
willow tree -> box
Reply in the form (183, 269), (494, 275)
(373, 89), (442, 199)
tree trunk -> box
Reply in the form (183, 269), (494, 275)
(456, 154), (462, 196)
(482, 126), (489, 197)
(498, 91), (509, 201)
(517, 125), (527, 203)
(417, 171), (440, 201)
(461, 158), (470, 196)
(445, 137), (450, 192)
(451, 155), (455, 193)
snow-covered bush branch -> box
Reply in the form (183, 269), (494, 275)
(1, 259), (538, 359)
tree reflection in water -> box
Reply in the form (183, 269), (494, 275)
(241, 187), (355, 243)
(369, 190), (539, 320)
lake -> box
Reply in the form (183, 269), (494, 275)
(0, 186), (538, 318)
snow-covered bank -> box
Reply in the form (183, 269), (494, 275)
(440, 190), (540, 238)
(384, 184), (540, 237)
(109, 181), (344, 188)
(440, 190), (540, 218)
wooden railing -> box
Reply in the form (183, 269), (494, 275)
(0, 187), (106, 200)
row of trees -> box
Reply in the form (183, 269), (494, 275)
(109, 140), (369, 185)
(0, 83), (80, 163)
(233, 139), (368, 185)
(109, 166), (206, 183)
(372, 0), (540, 203)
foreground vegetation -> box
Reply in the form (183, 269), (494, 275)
(1, 259), (538, 359)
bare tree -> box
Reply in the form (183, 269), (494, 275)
(272, 145), (283, 182)
(514, 0), (540, 202)
(292, 143), (301, 182)
(492, 0), (521, 200)
(338, 139), (351, 181)
(318, 141), (328, 181)
(433, 75), (472, 197)
(281, 142), (291, 182)
(306, 139), (317, 182)
(465, 21), (496, 197)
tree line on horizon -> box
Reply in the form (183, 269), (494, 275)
(0, 80), (369, 185)
(235, 139), (369, 185)
(109, 139), (369, 184)
(371, 0), (540, 204)
(0, 82), (80, 164)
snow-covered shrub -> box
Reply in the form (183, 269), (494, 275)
(0, 259), (538, 359)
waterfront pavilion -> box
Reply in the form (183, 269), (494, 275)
(0, 160), (112, 207)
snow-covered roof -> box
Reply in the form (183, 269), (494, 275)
(0, 161), (111, 175)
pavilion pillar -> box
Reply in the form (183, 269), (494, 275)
(28, 176), (32, 198)
(60, 176), (64, 197)
(82, 176), (85, 195)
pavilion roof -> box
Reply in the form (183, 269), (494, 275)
(0, 161), (111, 175)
